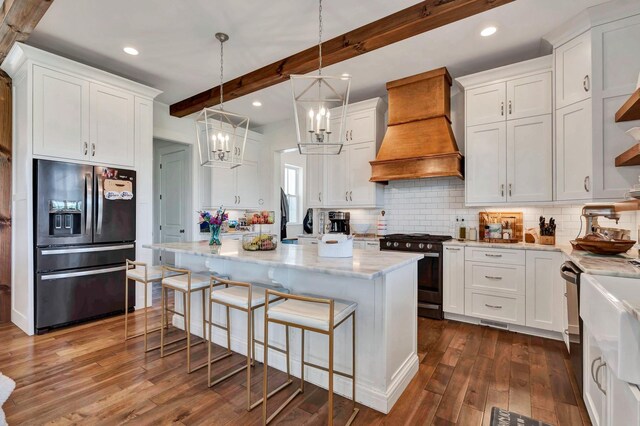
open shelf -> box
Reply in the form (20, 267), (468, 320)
(615, 88), (640, 122)
(615, 143), (640, 167)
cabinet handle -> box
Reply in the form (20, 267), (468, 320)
(591, 356), (601, 384)
(485, 304), (502, 309)
(508, 100), (512, 115)
(91, 143), (96, 157)
(564, 329), (569, 335)
(500, 184), (504, 197)
(238, 196), (240, 204)
(484, 275), (503, 280)
(318, 192), (321, 202)
(595, 361), (607, 395)
(508, 183), (512, 197)
(584, 176), (590, 192)
(84, 142), (88, 156)
(583, 75), (590, 92)
(485, 254), (502, 258)
(500, 101), (504, 116)
(349, 130), (353, 141)
(349, 191), (353, 201)
(446, 247), (460, 251)
(345, 191), (349, 201)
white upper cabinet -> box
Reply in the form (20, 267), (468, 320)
(325, 148), (350, 206)
(236, 161), (259, 208)
(345, 110), (376, 144)
(506, 72), (552, 120)
(465, 122), (507, 204)
(33, 66), (89, 161)
(89, 83), (135, 167)
(555, 31), (592, 109)
(306, 154), (325, 208)
(465, 82), (506, 126)
(211, 167), (237, 207)
(556, 99), (593, 201)
(347, 142), (378, 206)
(506, 115), (553, 202)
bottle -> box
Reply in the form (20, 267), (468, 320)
(454, 217), (460, 239)
(459, 218), (466, 240)
(469, 227), (477, 241)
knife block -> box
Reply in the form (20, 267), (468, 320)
(539, 235), (556, 245)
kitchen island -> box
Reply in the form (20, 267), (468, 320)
(144, 240), (422, 413)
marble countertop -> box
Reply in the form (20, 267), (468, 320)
(143, 240), (421, 280)
(560, 248), (640, 279)
(442, 239), (563, 252)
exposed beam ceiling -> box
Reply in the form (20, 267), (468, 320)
(170, 0), (515, 118)
(0, 0), (53, 64)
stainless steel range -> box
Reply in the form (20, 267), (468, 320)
(380, 233), (452, 319)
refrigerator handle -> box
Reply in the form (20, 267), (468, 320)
(96, 174), (104, 235)
(85, 172), (93, 236)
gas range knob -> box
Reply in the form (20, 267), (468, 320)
(427, 244), (433, 250)
(386, 241), (392, 247)
(393, 242), (399, 248)
(406, 243), (412, 248)
(418, 243), (425, 249)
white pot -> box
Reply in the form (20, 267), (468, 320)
(317, 234), (353, 258)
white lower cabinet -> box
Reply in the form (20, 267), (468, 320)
(443, 246), (465, 315)
(608, 368), (640, 426)
(525, 250), (563, 332)
(464, 290), (526, 325)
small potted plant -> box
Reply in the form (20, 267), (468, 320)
(198, 207), (228, 246)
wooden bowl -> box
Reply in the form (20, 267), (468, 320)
(572, 238), (636, 255)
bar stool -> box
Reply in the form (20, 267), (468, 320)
(124, 260), (178, 352)
(207, 276), (293, 411)
(262, 291), (358, 426)
(160, 266), (211, 373)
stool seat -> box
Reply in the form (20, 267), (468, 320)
(127, 265), (177, 282)
(267, 295), (357, 331)
(163, 273), (210, 291)
(212, 283), (288, 309)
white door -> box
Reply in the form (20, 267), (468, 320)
(525, 251), (562, 331)
(89, 83), (135, 167)
(211, 167), (237, 208)
(33, 66), (89, 161)
(346, 110), (375, 144)
(159, 149), (189, 264)
(347, 142), (377, 206)
(236, 162), (259, 208)
(506, 115), (553, 202)
(556, 99), (593, 201)
(307, 154), (324, 207)
(443, 246), (465, 315)
(466, 82), (506, 126)
(506, 72), (552, 120)
(584, 327), (608, 426)
(325, 150), (349, 206)
(555, 31), (592, 109)
(465, 122), (507, 204)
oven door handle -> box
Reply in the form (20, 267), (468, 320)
(423, 253), (440, 258)
(560, 263), (580, 284)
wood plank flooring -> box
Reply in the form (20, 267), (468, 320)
(0, 288), (591, 425)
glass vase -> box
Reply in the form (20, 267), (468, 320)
(209, 224), (221, 246)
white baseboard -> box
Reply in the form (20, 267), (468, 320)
(172, 316), (416, 414)
(444, 312), (564, 341)
(11, 308), (32, 336)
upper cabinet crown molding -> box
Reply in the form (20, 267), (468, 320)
(1, 43), (162, 100)
(455, 56), (552, 91)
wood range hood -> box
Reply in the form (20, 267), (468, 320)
(370, 67), (463, 183)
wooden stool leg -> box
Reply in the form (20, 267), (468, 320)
(185, 291), (191, 373)
(160, 285), (166, 357)
(143, 282), (149, 352)
(251, 308), (256, 366)
(262, 313), (269, 424)
(246, 307), (252, 411)
(207, 295), (213, 387)
(285, 325), (290, 381)
(124, 276), (129, 340)
(301, 329), (305, 393)
(201, 288), (206, 342)
(226, 305), (231, 352)
(328, 328), (334, 426)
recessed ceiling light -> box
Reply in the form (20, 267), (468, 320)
(252, 100), (262, 107)
(480, 26), (497, 37)
(123, 46), (139, 56)
(341, 73), (351, 80)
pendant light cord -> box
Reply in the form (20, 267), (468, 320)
(219, 37), (224, 110)
(318, 0), (323, 76)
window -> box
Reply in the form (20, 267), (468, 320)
(284, 164), (303, 224)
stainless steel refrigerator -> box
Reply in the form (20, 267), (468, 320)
(34, 159), (136, 333)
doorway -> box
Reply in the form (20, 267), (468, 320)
(153, 139), (192, 265)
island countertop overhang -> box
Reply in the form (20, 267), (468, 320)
(143, 240), (422, 280)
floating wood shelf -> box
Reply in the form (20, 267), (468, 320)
(615, 199), (640, 212)
(615, 143), (640, 167)
(615, 88), (640, 122)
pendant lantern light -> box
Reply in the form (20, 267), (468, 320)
(291, 0), (351, 155)
(195, 33), (249, 168)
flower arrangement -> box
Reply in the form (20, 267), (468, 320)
(198, 207), (228, 245)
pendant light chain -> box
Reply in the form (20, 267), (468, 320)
(219, 37), (224, 110)
(318, 0), (323, 76)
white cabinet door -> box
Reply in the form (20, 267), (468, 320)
(466, 82), (506, 126)
(525, 251), (563, 331)
(325, 150), (349, 206)
(556, 31), (592, 109)
(506, 115), (553, 203)
(443, 246), (465, 315)
(465, 122), (507, 204)
(584, 326), (608, 426)
(89, 83), (135, 167)
(211, 167), (237, 208)
(348, 142), (377, 206)
(306, 154), (324, 207)
(237, 161), (259, 208)
(506, 72), (552, 120)
(33, 66), (89, 161)
(346, 110), (375, 144)
(556, 99), (593, 201)
(608, 367), (640, 426)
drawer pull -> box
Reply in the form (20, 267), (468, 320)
(485, 304), (502, 309)
(485, 254), (502, 258)
(446, 247), (460, 251)
(484, 275), (502, 280)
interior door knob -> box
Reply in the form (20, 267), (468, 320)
(179, 229), (185, 233)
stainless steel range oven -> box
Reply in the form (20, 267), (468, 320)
(380, 234), (452, 319)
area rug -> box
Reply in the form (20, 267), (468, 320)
(490, 407), (552, 426)
(0, 373), (15, 426)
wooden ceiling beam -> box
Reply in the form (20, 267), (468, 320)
(170, 0), (515, 118)
(0, 0), (53, 64)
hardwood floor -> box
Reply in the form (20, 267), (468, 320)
(0, 288), (590, 425)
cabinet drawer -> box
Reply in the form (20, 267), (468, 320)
(464, 247), (525, 265)
(465, 262), (525, 294)
(464, 290), (525, 325)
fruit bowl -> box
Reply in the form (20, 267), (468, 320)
(242, 233), (278, 251)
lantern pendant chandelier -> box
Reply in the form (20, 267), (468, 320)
(195, 32), (249, 168)
(291, 0), (351, 155)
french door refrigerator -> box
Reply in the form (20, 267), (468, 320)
(34, 159), (136, 333)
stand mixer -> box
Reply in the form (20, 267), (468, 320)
(581, 204), (621, 235)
